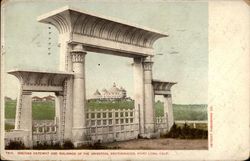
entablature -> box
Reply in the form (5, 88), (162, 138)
(37, 6), (168, 57)
(152, 80), (177, 96)
(8, 69), (73, 92)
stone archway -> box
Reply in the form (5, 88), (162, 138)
(7, 70), (73, 147)
(7, 6), (176, 147)
(152, 80), (176, 133)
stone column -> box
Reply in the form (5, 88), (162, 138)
(163, 94), (174, 131)
(133, 57), (144, 135)
(142, 57), (156, 136)
(58, 33), (73, 140)
(70, 44), (87, 146)
(14, 90), (32, 147)
(55, 91), (64, 142)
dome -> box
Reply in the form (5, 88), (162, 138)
(109, 83), (120, 93)
(102, 88), (109, 94)
(120, 86), (126, 92)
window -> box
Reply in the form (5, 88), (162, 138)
(91, 120), (95, 126)
(130, 118), (133, 123)
(126, 118), (129, 123)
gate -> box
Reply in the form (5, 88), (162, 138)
(85, 108), (139, 143)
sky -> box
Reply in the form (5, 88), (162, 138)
(2, 0), (208, 104)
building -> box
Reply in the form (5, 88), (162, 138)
(32, 96), (43, 102)
(92, 83), (127, 100)
(32, 95), (55, 102)
(42, 95), (55, 102)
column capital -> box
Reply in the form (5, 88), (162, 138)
(134, 57), (143, 63)
(143, 56), (154, 71)
(70, 44), (87, 63)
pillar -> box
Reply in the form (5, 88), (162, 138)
(133, 57), (145, 135)
(163, 94), (174, 131)
(70, 44), (87, 146)
(142, 56), (156, 136)
(55, 91), (64, 142)
(14, 90), (33, 147)
(58, 33), (73, 140)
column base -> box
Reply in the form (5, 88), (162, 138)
(7, 130), (33, 148)
(72, 127), (86, 144)
(139, 132), (160, 139)
(73, 141), (90, 147)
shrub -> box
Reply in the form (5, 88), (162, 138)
(164, 122), (208, 139)
(5, 140), (26, 150)
(33, 141), (62, 150)
(62, 140), (74, 149)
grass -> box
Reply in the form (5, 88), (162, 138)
(5, 100), (55, 120)
(155, 101), (207, 120)
(5, 123), (14, 131)
(5, 100), (207, 120)
(87, 100), (134, 110)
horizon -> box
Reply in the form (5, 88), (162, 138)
(4, 95), (208, 106)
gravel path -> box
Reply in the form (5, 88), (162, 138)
(102, 138), (208, 150)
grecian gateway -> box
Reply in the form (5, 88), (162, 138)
(6, 6), (176, 148)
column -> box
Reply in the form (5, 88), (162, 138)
(143, 57), (155, 135)
(14, 90), (32, 147)
(71, 44), (87, 146)
(58, 33), (73, 140)
(55, 91), (64, 142)
(133, 57), (144, 135)
(163, 94), (174, 131)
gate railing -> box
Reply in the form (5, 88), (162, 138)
(155, 116), (168, 134)
(32, 120), (57, 145)
(85, 108), (139, 143)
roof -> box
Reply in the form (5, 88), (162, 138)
(32, 96), (41, 99)
(37, 6), (168, 36)
(93, 89), (101, 95)
(102, 88), (109, 93)
(37, 6), (168, 57)
(108, 83), (118, 92)
(8, 69), (73, 92)
(43, 95), (55, 99)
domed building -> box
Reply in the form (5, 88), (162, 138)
(92, 83), (127, 100)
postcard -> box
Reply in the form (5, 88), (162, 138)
(1, 0), (249, 160)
